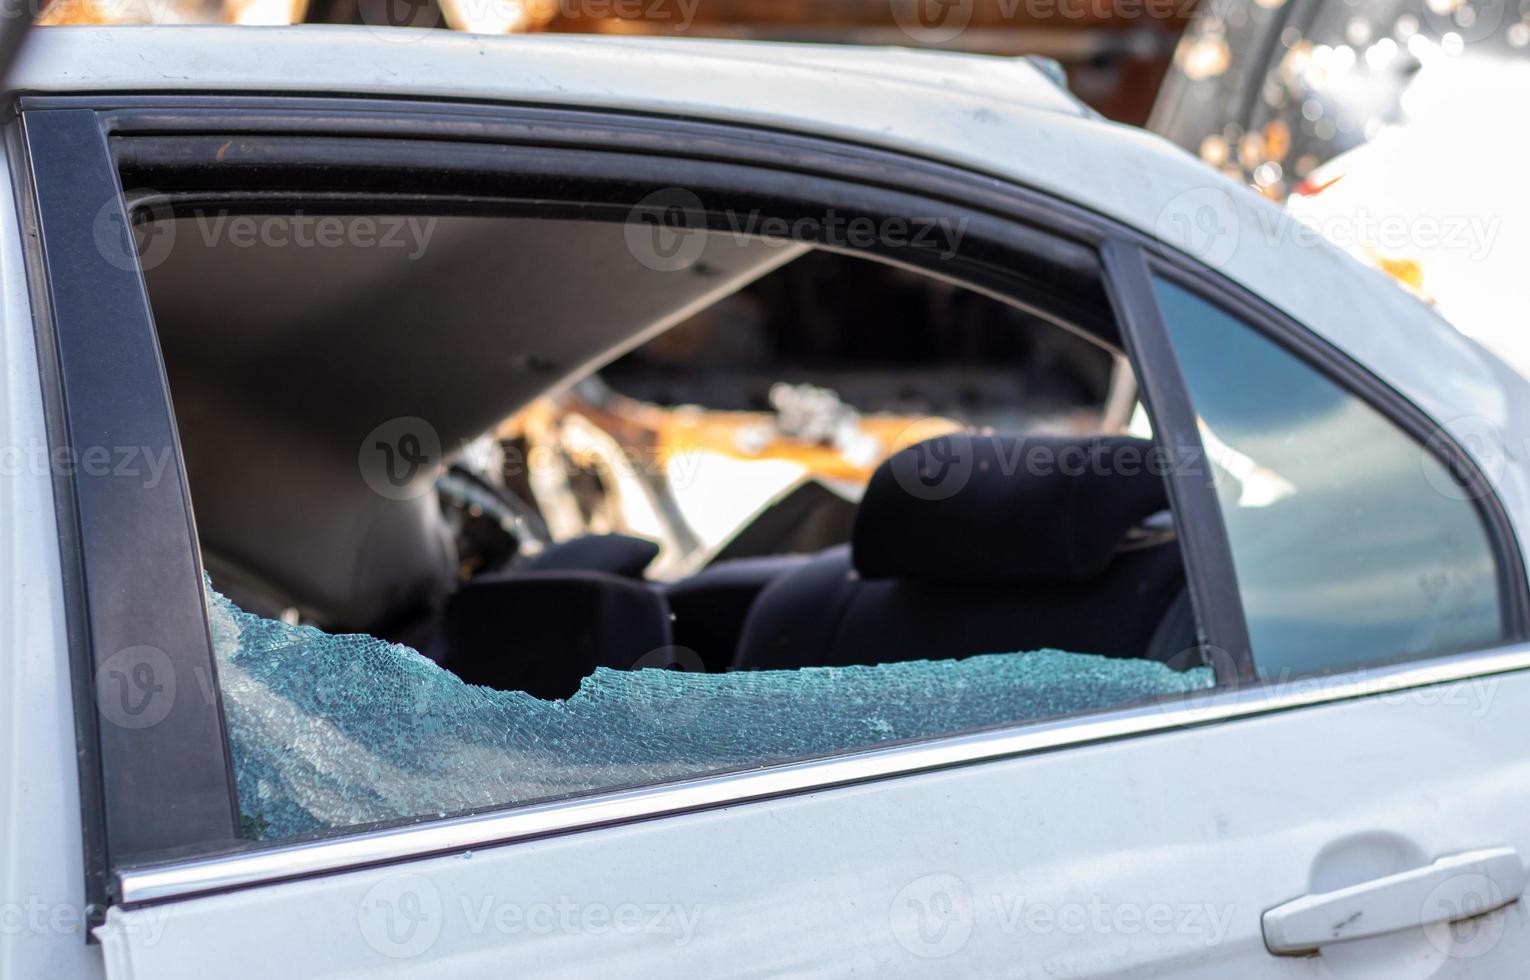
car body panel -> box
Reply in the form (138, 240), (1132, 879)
(97, 671), (1530, 977)
(0, 142), (105, 980)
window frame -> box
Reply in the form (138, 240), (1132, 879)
(16, 94), (1526, 916)
(1100, 241), (1257, 683)
(14, 107), (244, 919)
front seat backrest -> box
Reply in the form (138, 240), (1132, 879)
(733, 433), (1191, 671)
(444, 570), (673, 699)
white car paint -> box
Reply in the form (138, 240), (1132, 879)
(0, 119), (104, 980)
(1, 26), (1527, 980)
(97, 683), (1530, 978)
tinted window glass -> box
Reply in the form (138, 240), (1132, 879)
(1153, 278), (1503, 678)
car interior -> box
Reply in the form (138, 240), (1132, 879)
(141, 207), (1204, 704)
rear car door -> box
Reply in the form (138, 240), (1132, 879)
(13, 97), (1530, 980)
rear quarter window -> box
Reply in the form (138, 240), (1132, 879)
(1152, 277), (1504, 678)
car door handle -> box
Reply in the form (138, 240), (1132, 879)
(1263, 847), (1527, 955)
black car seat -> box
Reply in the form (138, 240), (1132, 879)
(733, 433), (1197, 671)
(443, 570), (673, 699)
(515, 532), (660, 579)
(664, 553), (815, 673)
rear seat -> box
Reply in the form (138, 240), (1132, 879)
(733, 433), (1196, 671)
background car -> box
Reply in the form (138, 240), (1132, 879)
(1152, 0), (1530, 375)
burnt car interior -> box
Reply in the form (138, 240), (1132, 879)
(142, 205), (1203, 704)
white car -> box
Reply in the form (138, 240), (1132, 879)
(4, 25), (1530, 980)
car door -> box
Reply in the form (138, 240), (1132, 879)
(16, 98), (1530, 980)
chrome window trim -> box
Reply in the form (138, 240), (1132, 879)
(118, 641), (1530, 906)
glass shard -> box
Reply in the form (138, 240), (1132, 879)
(208, 580), (1213, 841)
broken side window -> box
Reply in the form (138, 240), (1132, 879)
(210, 578), (1214, 842)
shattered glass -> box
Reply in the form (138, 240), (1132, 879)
(208, 580), (1214, 842)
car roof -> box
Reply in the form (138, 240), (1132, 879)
(14, 26), (1093, 118)
(14, 25), (1530, 540)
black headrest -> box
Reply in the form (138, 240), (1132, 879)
(445, 570), (673, 699)
(518, 533), (659, 580)
(852, 434), (1169, 586)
